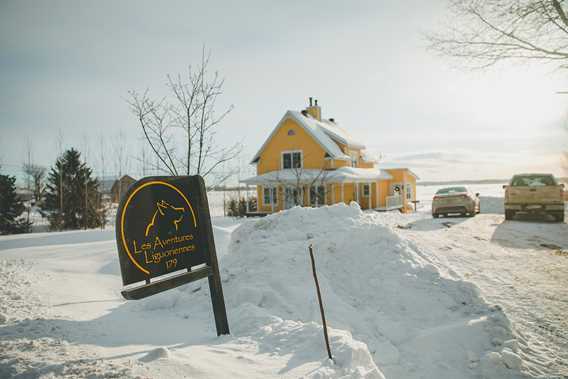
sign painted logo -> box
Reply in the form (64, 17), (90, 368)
(117, 178), (206, 285)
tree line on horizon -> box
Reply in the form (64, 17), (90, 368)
(0, 148), (105, 235)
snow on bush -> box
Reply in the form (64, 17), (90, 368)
(138, 203), (525, 378)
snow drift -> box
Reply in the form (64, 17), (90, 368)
(139, 203), (525, 378)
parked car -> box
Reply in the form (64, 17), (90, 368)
(503, 173), (565, 222)
(432, 186), (480, 218)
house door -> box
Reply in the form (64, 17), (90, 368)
(285, 187), (301, 209)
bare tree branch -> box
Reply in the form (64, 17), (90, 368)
(128, 48), (238, 186)
(427, 0), (568, 69)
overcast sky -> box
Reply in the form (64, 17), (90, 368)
(1, 0), (567, 182)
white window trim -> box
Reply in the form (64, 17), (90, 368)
(263, 186), (278, 205)
(281, 150), (303, 170)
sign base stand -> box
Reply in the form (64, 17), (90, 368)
(121, 266), (212, 300)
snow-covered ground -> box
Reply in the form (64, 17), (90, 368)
(1, 183), (566, 378)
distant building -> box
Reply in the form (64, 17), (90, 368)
(241, 98), (418, 213)
(15, 188), (33, 202)
(110, 175), (136, 203)
(99, 177), (116, 197)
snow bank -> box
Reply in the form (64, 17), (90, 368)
(139, 203), (524, 378)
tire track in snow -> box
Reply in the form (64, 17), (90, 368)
(391, 214), (568, 378)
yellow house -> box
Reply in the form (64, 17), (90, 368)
(242, 98), (418, 214)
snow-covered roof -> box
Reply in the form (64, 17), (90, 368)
(241, 167), (392, 185)
(381, 166), (420, 180)
(319, 119), (365, 150)
(251, 111), (361, 164)
(360, 150), (378, 163)
(330, 167), (391, 182)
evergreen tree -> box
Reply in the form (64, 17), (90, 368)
(0, 168), (31, 234)
(42, 149), (105, 230)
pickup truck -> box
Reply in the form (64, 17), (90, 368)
(503, 173), (565, 222)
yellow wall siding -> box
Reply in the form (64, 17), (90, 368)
(377, 181), (389, 207)
(359, 161), (375, 169)
(256, 118), (374, 174)
(257, 118), (327, 175)
(330, 159), (350, 168)
(251, 114), (417, 214)
(383, 169), (417, 212)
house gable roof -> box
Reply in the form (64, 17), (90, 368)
(318, 119), (365, 150)
(251, 110), (351, 164)
(382, 166), (420, 180)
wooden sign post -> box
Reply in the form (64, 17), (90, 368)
(115, 175), (229, 336)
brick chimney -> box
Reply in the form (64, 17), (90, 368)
(305, 97), (321, 121)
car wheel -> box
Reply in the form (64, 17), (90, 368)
(432, 213), (439, 218)
(505, 210), (515, 220)
(468, 212), (475, 217)
(554, 212), (565, 223)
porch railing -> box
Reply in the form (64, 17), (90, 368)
(385, 194), (403, 209)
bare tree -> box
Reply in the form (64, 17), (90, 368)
(24, 138), (33, 190)
(23, 164), (46, 203)
(427, 0), (568, 70)
(429, 0), (568, 176)
(127, 48), (241, 188)
(21, 139), (46, 204)
(98, 134), (106, 181)
(111, 130), (131, 202)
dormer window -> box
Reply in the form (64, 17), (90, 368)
(282, 151), (302, 169)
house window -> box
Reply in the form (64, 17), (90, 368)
(406, 185), (413, 200)
(363, 184), (370, 197)
(310, 185), (325, 207)
(282, 151), (302, 169)
(263, 187), (277, 205)
(287, 129), (295, 136)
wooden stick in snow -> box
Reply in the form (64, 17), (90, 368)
(308, 244), (332, 361)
